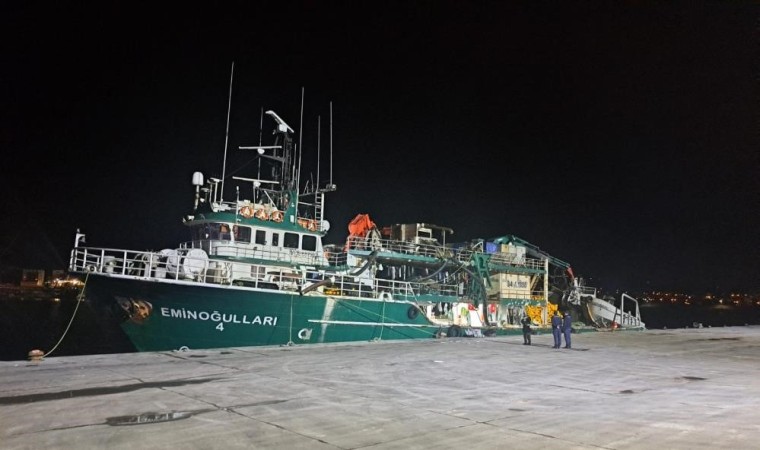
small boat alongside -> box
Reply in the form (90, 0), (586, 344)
(68, 102), (643, 352)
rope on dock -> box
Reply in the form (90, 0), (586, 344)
(42, 272), (90, 358)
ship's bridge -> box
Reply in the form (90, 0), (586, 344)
(183, 221), (327, 268)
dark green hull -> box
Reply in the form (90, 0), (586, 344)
(83, 275), (441, 352)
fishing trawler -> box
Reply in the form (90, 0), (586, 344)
(68, 107), (644, 352)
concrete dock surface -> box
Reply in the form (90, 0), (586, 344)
(2, 326), (760, 449)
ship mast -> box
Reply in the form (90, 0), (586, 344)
(297, 87), (305, 195)
(220, 61), (234, 202)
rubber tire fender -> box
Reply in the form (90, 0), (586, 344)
(407, 305), (420, 320)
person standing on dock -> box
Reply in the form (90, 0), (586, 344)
(551, 310), (562, 348)
(521, 315), (532, 345)
(562, 311), (573, 349)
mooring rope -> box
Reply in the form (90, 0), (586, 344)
(377, 296), (387, 340)
(43, 272), (90, 358)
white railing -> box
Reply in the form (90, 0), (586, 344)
(69, 246), (459, 300)
(346, 237), (454, 259)
(181, 240), (326, 267)
(495, 289), (546, 301)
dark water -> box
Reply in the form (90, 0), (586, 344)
(639, 302), (760, 329)
(2, 290), (760, 361)
(1, 289), (134, 361)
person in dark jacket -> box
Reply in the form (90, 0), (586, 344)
(551, 310), (562, 348)
(521, 315), (532, 345)
(562, 311), (573, 348)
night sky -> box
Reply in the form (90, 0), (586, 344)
(2, 2), (758, 294)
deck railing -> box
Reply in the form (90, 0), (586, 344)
(69, 246), (459, 301)
(180, 240), (326, 267)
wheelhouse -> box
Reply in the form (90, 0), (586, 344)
(184, 221), (326, 268)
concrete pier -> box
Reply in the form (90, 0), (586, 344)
(2, 327), (760, 449)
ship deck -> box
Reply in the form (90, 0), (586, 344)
(2, 326), (760, 449)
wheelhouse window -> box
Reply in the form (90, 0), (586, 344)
(191, 223), (232, 241)
(233, 225), (251, 243)
(272, 233), (280, 247)
(219, 223), (231, 240)
(255, 230), (266, 245)
(302, 235), (317, 251)
(191, 225), (206, 241)
(284, 232), (299, 249)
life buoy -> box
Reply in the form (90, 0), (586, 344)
(240, 205), (254, 219)
(407, 305), (420, 320)
(254, 208), (269, 220)
(271, 211), (284, 223)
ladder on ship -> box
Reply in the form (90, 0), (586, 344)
(298, 189), (329, 227)
(313, 186), (336, 226)
(313, 191), (325, 224)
